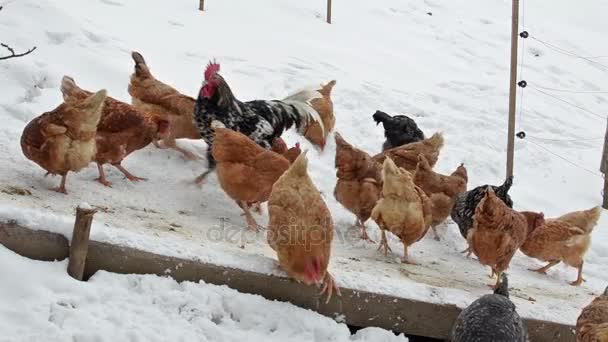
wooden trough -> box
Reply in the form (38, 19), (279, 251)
(0, 221), (575, 341)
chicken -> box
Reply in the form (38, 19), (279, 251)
(370, 157), (432, 264)
(413, 155), (468, 240)
(333, 133), (382, 241)
(576, 286), (608, 342)
(451, 176), (514, 255)
(211, 121), (291, 230)
(372, 110), (425, 151)
(271, 137), (301, 164)
(60, 76), (169, 186)
(267, 152), (340, 303)
(303, 80), (336, 150)
(128, 51), (200, 160)
(193, 61), (324, 183)
(469, 187), (528, 288)
(520, 206), (601, 286)
(450, 274), (527, 342)
(21, 88), (106, 194)
(372, 132), (443, 172)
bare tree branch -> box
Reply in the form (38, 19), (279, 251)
(0, 4), (38, 61)
(0, 43), (37, 60)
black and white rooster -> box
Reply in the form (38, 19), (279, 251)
(451, 274), (527, 342)
(451, 176), (514, 254)
(193, 61), (324, 183)
(372, 110), (425, 151)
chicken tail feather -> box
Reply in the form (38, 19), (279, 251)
(131, 51), (151, 78)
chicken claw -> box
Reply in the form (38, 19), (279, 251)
(377, 229), (392, 256)
(113, 163), (147, 182)
(95, 163), (113, 187)
(239, 201), (260, 232)
(51, 175), (68, 194)
(355, 220), (375, 243)
(319, 272), (341, 304)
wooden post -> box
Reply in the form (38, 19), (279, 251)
(601, 118), (608, 209)
(67, 205), (97, 280)
(506, 0), (520, 179)
(327, 0), (332, 24)
(199, 0), (205, 11)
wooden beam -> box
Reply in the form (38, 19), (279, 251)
(199, 0), (205, 11)
(67, 206), (96, 280)
(0, 222), (575, 341)
(506, 0), (520, 178)
(327, 0), (332, 24)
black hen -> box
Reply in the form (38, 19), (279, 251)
(372, 110), (425, 151)
(193, 61), (323, 182)
(451, 274), (527, 342)
(451, 176), (514, 241)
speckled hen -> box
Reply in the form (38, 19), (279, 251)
(451, 274), (527, 342)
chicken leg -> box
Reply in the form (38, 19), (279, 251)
(95, 163), (112, 187)
(238, 201), (260, 232)
(355, 219), (374, 243)
(489, 270), (503, 290)
(377, 229), (392, 256)
(112, 162), (147, 182)
(319, 272), (341, 304)
(529, 260), (560, 275)
(51, 174), (68, 194)
(430, 225), (441, 241)
(570, 261), (585, 286)
(401, 242), (417, 265)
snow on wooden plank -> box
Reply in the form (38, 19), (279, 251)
(0, 222), (576, 341)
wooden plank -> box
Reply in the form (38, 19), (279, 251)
(0, 222), (576, 341)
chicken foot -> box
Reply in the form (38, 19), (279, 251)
(460, 246), (472, 258)
(238, 201), (260, 232)
(570, 261), (585, 286)
(529, 260), (560, 275)
(401, 242), (417, 265)
(155, 137), (199, 161)
(95, 163), (112, 187)
(319, 272), (341, 304)
(355, 219), (374, 243)
(377, 229), (392, 256)
(51, 174), (68, 194)
(113, 163), (147, 182)
(430, 225), (441, 241)
(489, 270), (503, 290)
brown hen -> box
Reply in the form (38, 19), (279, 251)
(128, 51), (200, 160)
(267, 152), (340, 303)
(469, 187), (529, 288)
(372, 132), (444, 172)
(211, 122), (290, 230)
(520, 206), (601, 286)
(371, 157), (432, 264)
(576, 286), (608, 342)
(333, 132), (382, 241)
(413, 155), (468, 240)
(21, 88), (106, 194)
(303, 80), (336, 150)
(60, 76), (169, 187)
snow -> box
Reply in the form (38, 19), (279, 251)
(0, 0), (607, 333)
(0, 245), (406, 342)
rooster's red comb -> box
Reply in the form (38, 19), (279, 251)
(204, 60), (220, 81)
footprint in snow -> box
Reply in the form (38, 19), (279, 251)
(45, 31), (72, 45)
(82, 30), (107, 44)
(168, 20), (184, 27)
(100, 0), (123, 6)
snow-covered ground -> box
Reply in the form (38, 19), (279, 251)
(0, 245), (406, 342)
(1, 0), (607, 331)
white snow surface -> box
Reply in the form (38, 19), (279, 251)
(1, 0), (607, 330)
(0, 245), (406, 342)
